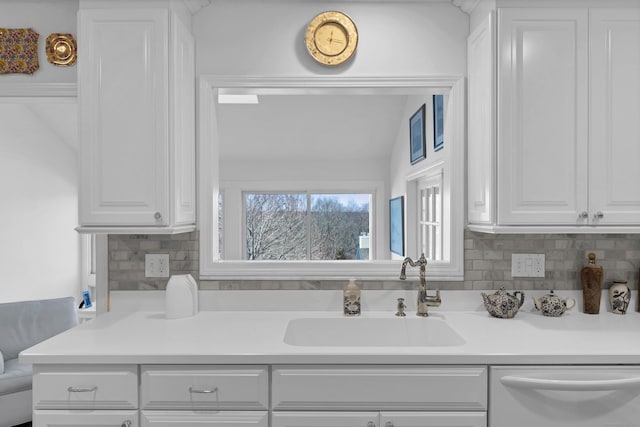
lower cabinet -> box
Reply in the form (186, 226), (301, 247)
(31, 364), (487, 427)
(33, 410), (138, 427)
(272, 411), (486, 427)
(141, 411), (268, 427)
(271, 365), (488, 427)
(139, 365), (269, 427)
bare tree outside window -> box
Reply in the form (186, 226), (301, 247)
(244, 193), (370, 261)
(245, 193), (307, 260)
(310, 195), (369, 260)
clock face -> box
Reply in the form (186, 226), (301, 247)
(305, 11), (358, 66)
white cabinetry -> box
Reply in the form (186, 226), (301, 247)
(272, 365), (487, 427)
(273, 412), (485, 427)
(588, 8), (640, 225)
(34, 410), (138, 427)
(77, 6), (196, 234)
(497, 8), (589, 226)
(140, 365), (269, 427)
(467, 3), (640, 231)
(32, 364), (138, 426)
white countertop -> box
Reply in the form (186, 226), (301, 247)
(19, 290), (640, 365)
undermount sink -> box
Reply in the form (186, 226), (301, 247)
(283, 317), (465, 347)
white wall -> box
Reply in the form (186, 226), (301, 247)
(0, 103), (80, 302)
(194, 1), (468, 77)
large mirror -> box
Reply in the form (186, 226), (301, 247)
(198, 76), (465, 280)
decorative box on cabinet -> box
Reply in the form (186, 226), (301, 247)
(467, 3), (640, 232)
(77, 5), (196, 234)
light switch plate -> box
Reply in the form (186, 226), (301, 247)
(145, 254), (170, 278)
(511, 253), (545, 278)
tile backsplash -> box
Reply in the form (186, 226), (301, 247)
(108, 231), (640, 291)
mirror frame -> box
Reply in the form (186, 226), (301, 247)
(198, 75), (465, 281)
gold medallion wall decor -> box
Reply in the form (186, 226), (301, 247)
(0, 28), (39, 74)
(305, 11), (358, 66)
(46, 33), (77, 66)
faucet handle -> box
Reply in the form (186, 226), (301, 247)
(395, 298), (407, 317)
(425, 289), (441, 307)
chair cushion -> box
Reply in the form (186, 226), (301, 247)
(0, 358), (32, 396)
(0, 296), (77, 360)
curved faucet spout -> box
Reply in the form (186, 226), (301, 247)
(398, 253), (440, 316)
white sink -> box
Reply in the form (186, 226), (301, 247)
(283, 317), (465, 347)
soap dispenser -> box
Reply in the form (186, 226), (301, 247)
(581, 252), (603, 314)
(343, 279), (361, 316)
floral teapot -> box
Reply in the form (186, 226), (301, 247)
(481, 287), (525, 319)
(532, 290), (575, 317)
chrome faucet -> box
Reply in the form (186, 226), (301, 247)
(399, 253), (441, 316)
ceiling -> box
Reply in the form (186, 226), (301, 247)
(216, 94), (409, 163)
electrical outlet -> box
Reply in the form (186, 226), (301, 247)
(145, 254), (170, 278)
(511, 253), (545, 278)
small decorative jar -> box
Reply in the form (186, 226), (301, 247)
(609, 280), (631, 315)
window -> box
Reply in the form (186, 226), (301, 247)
(417, 175), (442, 260)
(243, 193), (371, 261)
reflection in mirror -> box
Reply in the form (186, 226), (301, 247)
(199, 77), (465, 280)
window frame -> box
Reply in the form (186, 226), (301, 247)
(198, 75), (465, 280)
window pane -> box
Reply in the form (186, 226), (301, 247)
(244, 193), (307, 260)
(310, 194), (371, 260)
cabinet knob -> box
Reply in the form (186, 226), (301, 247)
(121, 421), (132, 427)
(154, 211), (162, 220)
(579, 211), (588, 219)
(594, 211), (604, 220)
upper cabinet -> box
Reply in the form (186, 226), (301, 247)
(77, 4), (196, 234)
(468, 2), (640, 233)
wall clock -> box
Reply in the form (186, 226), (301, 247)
(305, 11), (358, 66)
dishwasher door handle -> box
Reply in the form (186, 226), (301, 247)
(500, 375), (640, 391)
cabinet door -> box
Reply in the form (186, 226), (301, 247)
(33, 410), (138, 427)
(467, 13), (496, 225)
(589, 8), (640, 225)
(170, 15), (196, 226)
(141, 410), (268, 427)
(79, 9), (169, 226)
(380, 412), (486, 427)
(497, 8), (589, 225)
(272, 411), (379, 427)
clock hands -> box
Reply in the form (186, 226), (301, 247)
(326, 31), (345, 45)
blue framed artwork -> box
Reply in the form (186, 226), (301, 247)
(433, 94), (444, 152)
(389, 196), (404, 256)
(409, 104), (426, 164)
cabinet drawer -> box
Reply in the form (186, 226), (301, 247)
(34, 410), (138, 427)
(142, 410), (268, 427)
(141, 365), (269, 410)
(33, 365), (138, 410)
(272, 365), (487, 411)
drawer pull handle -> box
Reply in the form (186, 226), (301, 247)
(501, 375), (640, 391)
(67, 385), (97, 393)
(189, 386), (218, 394)
(385, 423), (394, 427)
(121, 421), (132, 427)
(367, 422), (376, 427)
